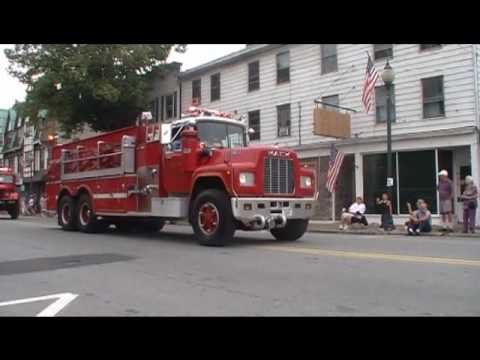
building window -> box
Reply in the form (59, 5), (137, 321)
(363, 153), (398, 214)
(373, 44), (393, 60)
(165, 94), (174, 119)
(277, 104), (291, 137)
(43, 147), (49, 170)
(210, 73), (221, 102)
(422, 76), (445, 118)
(398, 150), (437, 214)
(363, 150), (438, 215)
(34, 148), (40, 172)
(375, 85), (396, 123)
(248, 110), (260, 141)
(321, 95), (339, 112)
(248, 61), (260, 92)
(276, 51), (290, 84)
(192, 79), (201, 104)
(321, 44), (338, 74)
(420, 44), (442, 51)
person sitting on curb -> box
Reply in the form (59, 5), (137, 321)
(405, 199), (432, 236)
(339, 196), (367, 230)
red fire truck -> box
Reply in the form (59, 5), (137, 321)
(0, 167), (20, 219)
(46, 106), (318, 246)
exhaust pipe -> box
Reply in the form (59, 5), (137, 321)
(251, 215), (266, 230)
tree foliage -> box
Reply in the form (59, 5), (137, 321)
(5, 44), (185, 134)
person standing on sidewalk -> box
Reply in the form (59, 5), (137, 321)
(459, 175), (478, 234)
(437, 170), (454, 232)
(376, 192), (394, 231)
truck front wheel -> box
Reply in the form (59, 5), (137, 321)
(58, 195), (77, 231)
(270, 219), (309, 241)
(76, 194), (107, 233)
(192, 189), (235, 246)
(8, 202), (19, 220)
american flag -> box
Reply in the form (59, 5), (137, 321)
(326, 143), (345, 193)
(362, 53), (379, 114)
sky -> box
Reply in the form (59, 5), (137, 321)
(0, 44), (246, 110)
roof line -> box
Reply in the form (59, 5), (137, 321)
(179, 44), (284, 79)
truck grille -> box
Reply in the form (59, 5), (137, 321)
(263, 157), (294, 194)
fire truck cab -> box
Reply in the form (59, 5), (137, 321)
(0, 167), (20, 219)
(46, 106), (318, 246)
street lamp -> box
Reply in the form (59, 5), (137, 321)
(381, 60), (395, 206)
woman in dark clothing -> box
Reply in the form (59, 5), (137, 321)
(460, 175), (478, 233)
(376, 193), (394, 231)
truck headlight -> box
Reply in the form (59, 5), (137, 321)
(239, 172), (255, 186)
(300, 176), (313, 188)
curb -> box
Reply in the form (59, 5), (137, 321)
(307, 227), (480, 238)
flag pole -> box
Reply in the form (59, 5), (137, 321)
(331, 191), (336, 223)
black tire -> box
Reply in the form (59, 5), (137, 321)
(8, 202), (19, 220)
(270, 219), (309, 241)
(192, 189), (235, 246)
(58, 195), (77, 231)
(76, 194), (105, 233)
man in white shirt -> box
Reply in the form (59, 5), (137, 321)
(339, 196), (367, 230)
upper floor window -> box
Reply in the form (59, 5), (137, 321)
(420, 44), (442, 51)
(248, 61), (260, 91)
(165, 94), (174, 119)
(276, 51), (290, 84)
(374, 44), (393, 60)
(210, 73), (221, 102)
(192, 79), (201, 104)
(375, 85), (396, 123)
(277, 104), (291, 137)
(422, 76), (445, 118)
(161, 92), (178, 121)
(321, 95), (340, 112)
(248, 110), (260, 141)
(321, 44), (338, 74)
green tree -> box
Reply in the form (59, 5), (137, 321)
(5, 44), (185, 134)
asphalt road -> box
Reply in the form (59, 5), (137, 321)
(1, 215), (479, 316)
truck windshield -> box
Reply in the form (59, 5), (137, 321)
(196, 121), (246, 149)
(0, 175), (14, 183)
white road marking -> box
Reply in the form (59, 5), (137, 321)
(0, 293), (78, 317)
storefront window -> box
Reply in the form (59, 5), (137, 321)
(364, 150), (438, 214)
(398, 150), (437, 214)
(363, 153), (398, 214)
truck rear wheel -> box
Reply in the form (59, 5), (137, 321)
(76, 194), (107, 233)
(8, 202), (19, 220)
(58, 195), (77, 231)
(192, 189), (235, 246)
(270, 219), (309, 241)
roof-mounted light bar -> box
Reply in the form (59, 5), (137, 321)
(183, 105), (235, 119)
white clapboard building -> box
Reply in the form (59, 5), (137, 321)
(149, 44), (480, 225)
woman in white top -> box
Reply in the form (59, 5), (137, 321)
(340, 196), (367, 230)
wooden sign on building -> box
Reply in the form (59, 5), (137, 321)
(313, 108), (351, 139)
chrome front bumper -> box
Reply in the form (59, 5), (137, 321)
(231, 194), (318, 226)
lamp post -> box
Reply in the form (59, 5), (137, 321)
(381, 60), (395, 204)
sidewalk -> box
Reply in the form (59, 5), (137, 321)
(308, 220), (480, 238)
